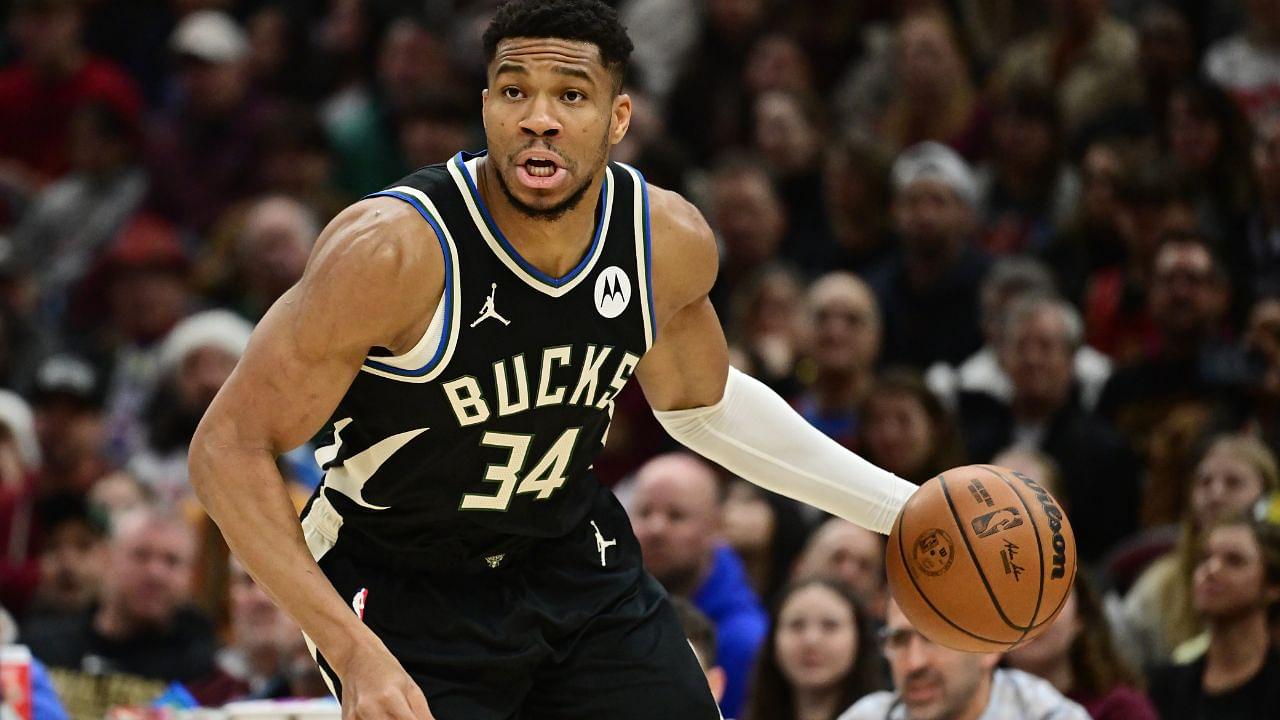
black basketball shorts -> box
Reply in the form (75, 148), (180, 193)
(304, 488), (722, 720)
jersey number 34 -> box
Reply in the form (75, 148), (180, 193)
(459, 428), (581, 511)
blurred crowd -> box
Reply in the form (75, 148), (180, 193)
(1, 0), (1280, 718)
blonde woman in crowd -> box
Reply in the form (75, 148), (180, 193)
(1121, 434), (1279, 666)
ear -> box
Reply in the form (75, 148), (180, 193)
(610, 93), (632, 145)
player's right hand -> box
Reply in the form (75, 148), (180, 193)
(338, 642), (436, 720)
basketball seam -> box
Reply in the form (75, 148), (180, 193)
(896, 475), (1018, 646)
(982, 465), (1047, 645)
(940, 473), (1031, 632)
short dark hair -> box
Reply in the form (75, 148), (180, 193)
(482, 0), (634, 92)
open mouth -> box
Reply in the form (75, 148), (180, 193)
(524, 158), (558, 177)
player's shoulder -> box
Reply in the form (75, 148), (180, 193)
(308, 196), (443, 290)
(644, 182), (717, 308)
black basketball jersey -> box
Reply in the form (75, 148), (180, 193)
(300, 151), (656, 567)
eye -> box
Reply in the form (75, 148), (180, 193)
(502, 86), (523, 100)
(563, 89), (585, 103)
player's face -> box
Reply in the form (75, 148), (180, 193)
(774, 584), (858, 692)
(881, 601), (995, 720)
(1193, 524), (1271, 619)
(482, 38), (631, 221)
(1191, 449), (1266, 532)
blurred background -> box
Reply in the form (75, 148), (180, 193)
(0, 0), (1279, 718)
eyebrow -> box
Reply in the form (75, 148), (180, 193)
(494, 61), (597, 86)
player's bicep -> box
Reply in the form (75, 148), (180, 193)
(206, 286), (369, 454)
(634, 295), (729, 412)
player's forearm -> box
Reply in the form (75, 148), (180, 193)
(189, 427), (374, 675)
(654, 367), (917, 533)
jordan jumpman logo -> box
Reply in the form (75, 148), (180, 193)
(471, 283), (511, 327)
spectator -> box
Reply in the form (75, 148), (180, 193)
(824, 134), (894, 277)
(29, 354), (107, 498)
(630, 452), (768, 718)
(1202, 0), (1280, 124)
(744, 578), (885, 720)
(1098, 233), (1240, 456)
(325, 16), (460, 196)
(1243, 113), (1280, 303)
(839, 598), (1090, 720)
(666, 0), (769, 165)
(720, 479), (810, 602)
(926, 257), (1112, 413)
(19, 506), (216, 688)
(0, 0), (141, 189)
(976, 82), (1079, 256)
(794, 272), (881, 451)
(791, 519), (887, 622)
(129, 309), (252, 507)
(230, 196), (318, 321)
(1134, 3), (1196, 124)
(1165, 79), (1255, 246)
(1123, 434), (1279, 667)
(145, 10), (275, 233)
(1241, 296), (1280, 449)
(751, 90), (830, 273)
(726, 264), (804, 399)
(859, 369), (966, 486)
(189, 556), (308, 705)
(1149, 512), (1280, 719)
(992, 0), (1141, 133)
(1006, 574), (1159, 720)
(1042, 135), (1130, 305)
(1081, 159), (1198, 365)
(24, 493), (106, 623)
(873, 9), (985, 160)
(957, 295), (1140, 562)
(71, 215), (192, 466)
(875, 142), (990, 369)
(9, 102), (147, 336)
(0, 390), (43, 616)
(706, 155), (786, 316)
(671, 595), (729, 710)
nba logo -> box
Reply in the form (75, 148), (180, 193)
(352, 588), (368, 620)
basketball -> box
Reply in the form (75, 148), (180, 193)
(886, 464), (1078, 652)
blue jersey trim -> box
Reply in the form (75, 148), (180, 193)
(360, 190), (453, 377)
(638, 173), (658, 345)
(453, 151), (607, 288)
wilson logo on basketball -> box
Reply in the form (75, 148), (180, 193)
(970, 507), (1024, 538)
(912, 528), (955, 576)
(1014, 471), (1069, 580)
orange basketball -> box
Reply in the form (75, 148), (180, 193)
(885, 464), (1078, 652)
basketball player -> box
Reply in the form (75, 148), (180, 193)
(190, 2), (916, 718)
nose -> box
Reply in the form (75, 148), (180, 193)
(520, 93), (561, 138)
(899, 635), (931, 674)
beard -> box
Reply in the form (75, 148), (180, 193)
(494, 163), (597, 222)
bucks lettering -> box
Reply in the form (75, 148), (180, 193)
(441, 344), (640, 426)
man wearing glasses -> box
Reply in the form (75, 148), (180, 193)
(838, 600), (1088, 720)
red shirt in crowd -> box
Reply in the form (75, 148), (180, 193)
(0, 56), (141, 183)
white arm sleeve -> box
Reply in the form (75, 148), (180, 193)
(653, 366), (918, 534)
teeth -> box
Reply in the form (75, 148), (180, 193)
(527, 162), (556, 178)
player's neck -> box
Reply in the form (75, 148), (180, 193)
(476, 156), (604, 279)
